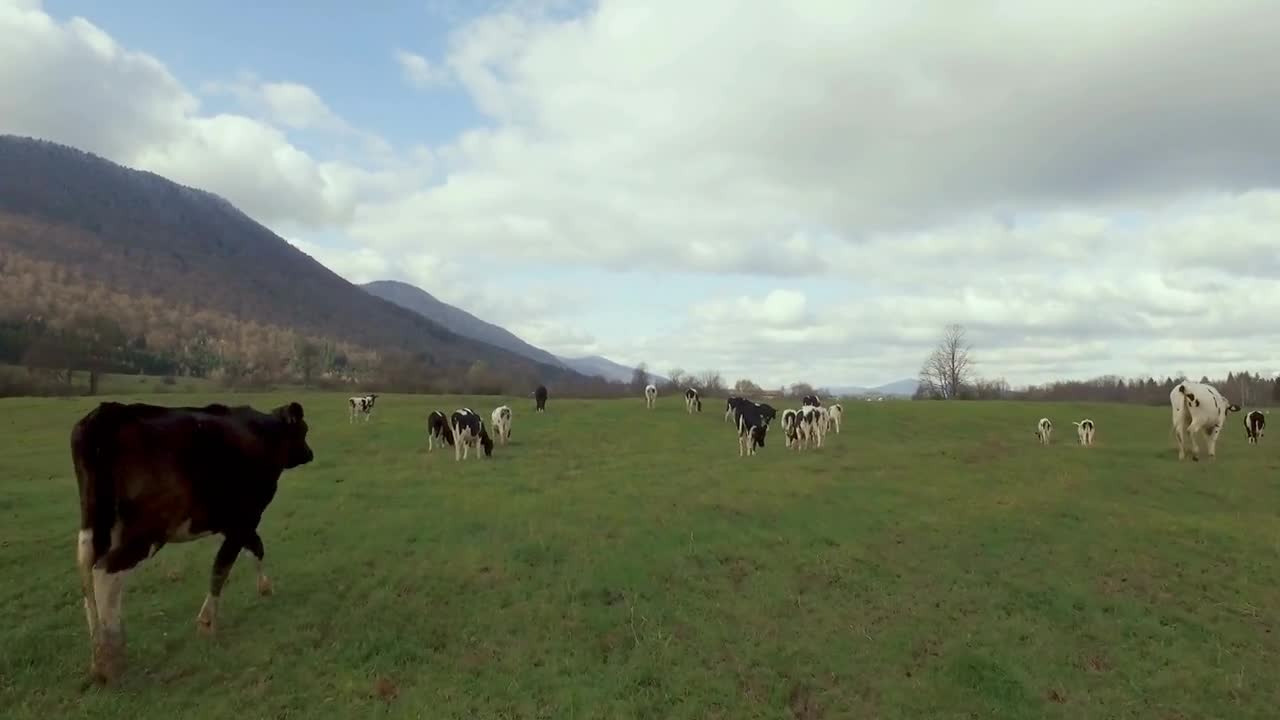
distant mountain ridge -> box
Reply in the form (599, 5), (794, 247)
(361, 280), (661, 384)
(827, 379), (919, 397)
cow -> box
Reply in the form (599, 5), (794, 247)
(1036, 417), (1053, 445)
(827, 403), (843, 434)
(684, 387), (702, 413)
(71, 400), (314, 684)
(1245, 410), (1265, 445)
(794, 405), (827, 449)
(491, 405), (513, 445)
(1072, 418), (1095, 446)
(451, 408), (494, 461)
(644, 383), (657, 409)
(348, 394), (377, 423)
(780, 408), (799, 448)
(725, 396), (745, 422)
(533, 385), (548, 413)
(426, 410), (454, 452)
(732, 403), (770, 457)
(802, 394), (821, 408)
(1170, 381), (1241, 461)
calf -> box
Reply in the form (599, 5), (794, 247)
(1036, 417), (1053, 445)
(1170, 381), (1241, 461)
(348, 394), (378, 423)
(491, 405), (513, 445)
(1072, 418), (1095, 446)
(644, 383), (657, 409)
(684, 387), (702, 413)
(426, 411), (454, 452)
(733, 403), (770, 457)
(1244, 409), (1265, 445)
(71, 400), (314, 684)
(533, 385), (548, 413)
(451, 408), (494, 461)
(827, 403), (843, 434)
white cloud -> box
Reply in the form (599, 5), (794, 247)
(5, 0), (1280, 386)
(395, 49), (451, 89)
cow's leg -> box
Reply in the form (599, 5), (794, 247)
(197, 536), (244, 636)
(1207, 425), (1222, 458)
(453, 425), (462, 461)
(242, 531), (272, 596)
(91, 538), (151, 683)
(427, 433), (434, 452)
(77, 528), (98, 639)
(1185, 421), (1203, 461)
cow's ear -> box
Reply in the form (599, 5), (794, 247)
(276, 402), (305, 424)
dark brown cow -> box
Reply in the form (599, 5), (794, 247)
(71, 400), (314, 684)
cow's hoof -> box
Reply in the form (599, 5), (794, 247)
(196, 600), (217, 635)
(257, 575), (274, 597)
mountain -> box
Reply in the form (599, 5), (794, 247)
(362, 279), (662, 385)
(557, 355), (667, 384)
(0, 135), (586, 389)
(362, 280), (566, 368)
(827, 379), (919, 397)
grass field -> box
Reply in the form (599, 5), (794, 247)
(2, 391), (1278, 719)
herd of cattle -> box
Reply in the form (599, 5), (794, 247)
(66, 377), (1266, 684)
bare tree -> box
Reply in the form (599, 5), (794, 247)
(918, 323), (975, 400)
(734, 378), (762, 395)
(697, 370), (725, 394)
(630, 362), (651, 392)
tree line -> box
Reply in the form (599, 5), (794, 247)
(916, 323), (1280, 405)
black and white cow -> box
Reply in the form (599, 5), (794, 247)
(644, 383), (657, 409)
(1072, 418), (1095, 446)
(348, 394), (378, 423)
(426, 411), (454, 452)
(450, 408), (494, 461)
(794, 405), (827, 450)
(827, 403), (843, 434)
(733, 403), (770, 457)
(533, 385), (548, 413)
(1170, 381), (1241, 461)
(1245, 410), (1265, 445)
(491, 405), (512, 445)
(684, 387), (702, 414)
(1036, 417), (1053, 445)
(801, 394), (821, 408)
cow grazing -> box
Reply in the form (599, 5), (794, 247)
(426, 410), (454, 452)
(491, 405), (513, 445)
(684, 388), (702, 413)
(827, 403), (843, 434)
(780, 408), (799, 448)
(1171, 381), (1241, 461)
(733, 403), (770, 457)
(1036, 417), (1053, 445)
(71, 400), (314, 684)
(451, 408), (494, 461)
(348, 394), (378, 423)
(644, 383), (657, 409)
(1073, 419), (1095, 446)
(1245, 410), (1265, 445)
(533, 385), (548, 413)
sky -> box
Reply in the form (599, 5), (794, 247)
(3, 0), (1280, 389)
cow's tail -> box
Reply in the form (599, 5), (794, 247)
(72, 404), (121, 561)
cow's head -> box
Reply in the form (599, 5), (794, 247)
(480, 427), (495, 456)
(273, 402), (314, 468)
(751, 423), (768, 449)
